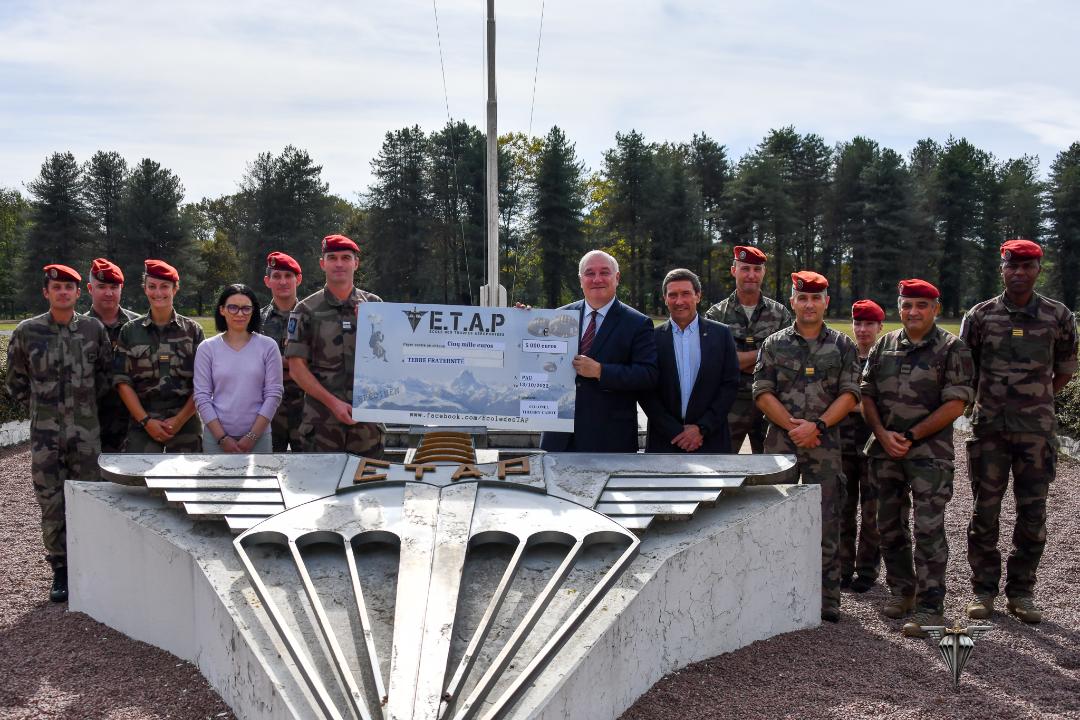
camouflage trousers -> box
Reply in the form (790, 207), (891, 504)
(966, 432), (1055, 599)
(728, 394), (766, 454)
(871, 457), (953, 613)
(300, 420), (385, 458)
(839, 452), (880, 582)
(30, 427), (101, 565)
(765, 425), (843, 612)
(270, 382), (305, 452)
(123, 414), (202, 453)
(98, 391), (130, 453)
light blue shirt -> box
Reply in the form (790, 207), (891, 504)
(671, 315), (701, 418)
(582, 296), (617, 339)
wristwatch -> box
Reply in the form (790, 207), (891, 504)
(903, 430), (916, 443)
(137, 415), (151, 429)
(814, 418), (828, 434)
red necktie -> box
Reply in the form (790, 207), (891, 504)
(580, 310), (597, 356)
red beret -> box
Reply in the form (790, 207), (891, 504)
(897, 278), (940, 299)
(266, 251), (301, 275)
(43, 264), (81, 283)
(89, 258), (124, 284)
(322, 234), (360, 254)
(851, 299), (885, 322)
(1000, 238), (1043, 261)
(733, 245), (767, 265)
(791, 270), (829, 293)
(144, 259), (179, 283)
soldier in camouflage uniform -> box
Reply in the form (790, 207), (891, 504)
(83, 258), (139, 452)
(753, 270), (860, 623)
(261, 251), (305, 451)
(861, 279), (974, 637)
(961, 239), (1078, 624)
(114, 260), (205, 452)
(6, 264), (113, 602)
(706, 245), (793, 453)
(838, 299), (885, 593)
(286, 235), (384, 457)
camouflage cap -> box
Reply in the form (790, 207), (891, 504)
(898, 278), (940, 299)
(267, 251), (302, 275)
(791, 270), (828, 293)
(851, 299), (885, 321)
(90, 257), (124, 284)
(1000, 238), (1042, 261)
(733, 245), (767, 265)
(43, 264), (81, 283)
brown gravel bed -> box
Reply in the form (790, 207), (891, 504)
(623, 432), (1080, 720)
(0, 444), (235, 720)
(1, 435), (1077, 719)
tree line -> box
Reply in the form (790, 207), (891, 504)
(1, 127), (1078, 318)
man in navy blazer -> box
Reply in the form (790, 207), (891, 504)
(540, 250), (658, 453)
(642, 268), (740, 453)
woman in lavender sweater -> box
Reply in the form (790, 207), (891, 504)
(194, 284), (283, 453)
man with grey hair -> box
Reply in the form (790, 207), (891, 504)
(642, 268), (740, 452)
(540, 250), (658, 452)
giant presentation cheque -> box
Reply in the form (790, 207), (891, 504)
(352, 303), (579, 431)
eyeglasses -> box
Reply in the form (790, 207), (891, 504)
(224, 304), (254, 315)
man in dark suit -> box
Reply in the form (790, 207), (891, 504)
(642, 268), (740, 453)
(540, 250), (658, 453)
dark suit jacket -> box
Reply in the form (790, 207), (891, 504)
(641, 316), (740, 453)
(540, 298), (658, 453)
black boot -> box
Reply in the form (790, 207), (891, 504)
(50, 564), (68, 603)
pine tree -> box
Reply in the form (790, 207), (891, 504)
(531, 126), (586, 307)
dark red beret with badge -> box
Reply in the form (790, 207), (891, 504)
(43, 264), (81, 283)
(733, 245), (767, 265)
(89, 257), (124, 284)
(897, 278), (939, 299)
(322, 234), (360, 254)
(1000, 238), (1043, 261)
(791, 270), (829, 293)
(144, 259), (179, 283)
(266, 251), (302, 275)
(851, 299), (885, 322)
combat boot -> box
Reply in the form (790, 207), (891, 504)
(1006, 596), (1042, 624)
(882, 594), (915, 619)
(965, 593), (995, 620)
(50, 564), (68, 603)
(902, 610), (946, 638)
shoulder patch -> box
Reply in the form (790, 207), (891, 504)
(287, 317), (298, 335)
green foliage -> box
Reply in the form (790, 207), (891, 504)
(1058, 374), (1080, 439)
(21, 152), (91, 310)
(0, 337), (28, 424)
(0, 188), (30, 316)
(532, 126), (586, 307)
(1048, 143), (1080, 310)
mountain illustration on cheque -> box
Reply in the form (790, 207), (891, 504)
(354, 369), (573, 417)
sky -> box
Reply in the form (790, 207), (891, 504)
(2, 0), (1079, 203)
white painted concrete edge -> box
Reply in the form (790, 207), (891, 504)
(0, 419), (30, 447)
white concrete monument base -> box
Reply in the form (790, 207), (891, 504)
(67, 479), (819, 720)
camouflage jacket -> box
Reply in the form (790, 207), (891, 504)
(284, 286), (382, 406)
(6, 312), (113, 434)
(860, 325), (975, 461)
(84, 306), (140, 347)
(113, 311), (205, 414)
(706, 291), (793, 398)
(752, 323), (861, 449)
(261, 300), (303, 394)
(960, 293), (1079, 435)
(838, 354), (872, 456)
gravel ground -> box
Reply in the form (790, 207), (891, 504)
(0, 433), (1076, 719)
(0, 445), (235, 720)
(623, 431), (1080, 720)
